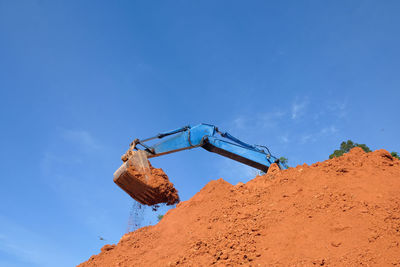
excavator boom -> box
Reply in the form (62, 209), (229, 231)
(114, 123), (281, 205)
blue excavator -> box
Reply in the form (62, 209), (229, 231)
(114, 123), (283, 205)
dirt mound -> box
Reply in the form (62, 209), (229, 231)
(81, 148), (400, 266)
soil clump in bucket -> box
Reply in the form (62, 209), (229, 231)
(115, 150), (180, 206)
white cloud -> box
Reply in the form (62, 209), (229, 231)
(233, 116), (247, 129)
(320, 125), (338, 135)
(61, 129), (100, 151)
(39, 129), (117, 235)
(291, 99), (308, 119)
(231, 111), (286, 133)
(257, 111), (286, 129)
(0, 216), (74, 267)
(279, 134), (290, 144)
(300, 125), (338, 144)
(300, 134), (314, 144)
(327, 100), (347, 118)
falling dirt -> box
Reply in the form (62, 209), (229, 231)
(81, 148), (400, 266)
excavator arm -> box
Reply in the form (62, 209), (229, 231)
(125, 123), (279, 172)
(114, 123), (282, 205)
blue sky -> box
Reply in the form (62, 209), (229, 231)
(1, 1), (399, 266)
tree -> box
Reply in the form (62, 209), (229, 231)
(278, 157), (289, 169)
(391, 151), (400, 160)
(329, 140), (371, 159)
(157, 214), (164, 222)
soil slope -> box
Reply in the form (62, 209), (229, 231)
(80, 148), (400, 266)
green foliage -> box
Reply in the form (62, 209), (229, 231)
(278, 157), (289, 169)
(329, 140), (371, 159)
(391, 151), (400, 160)
(157, 214), (164, 222)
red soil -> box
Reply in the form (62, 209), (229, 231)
(130, 164), (180, 205)
(80, 148), (400, 266)
(114, 161), (180, 206)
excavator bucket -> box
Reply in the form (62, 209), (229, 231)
(113, 150), (179, 206)
(113, 150), (156, 205)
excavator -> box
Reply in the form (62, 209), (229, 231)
(114, 123), (283, 205)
